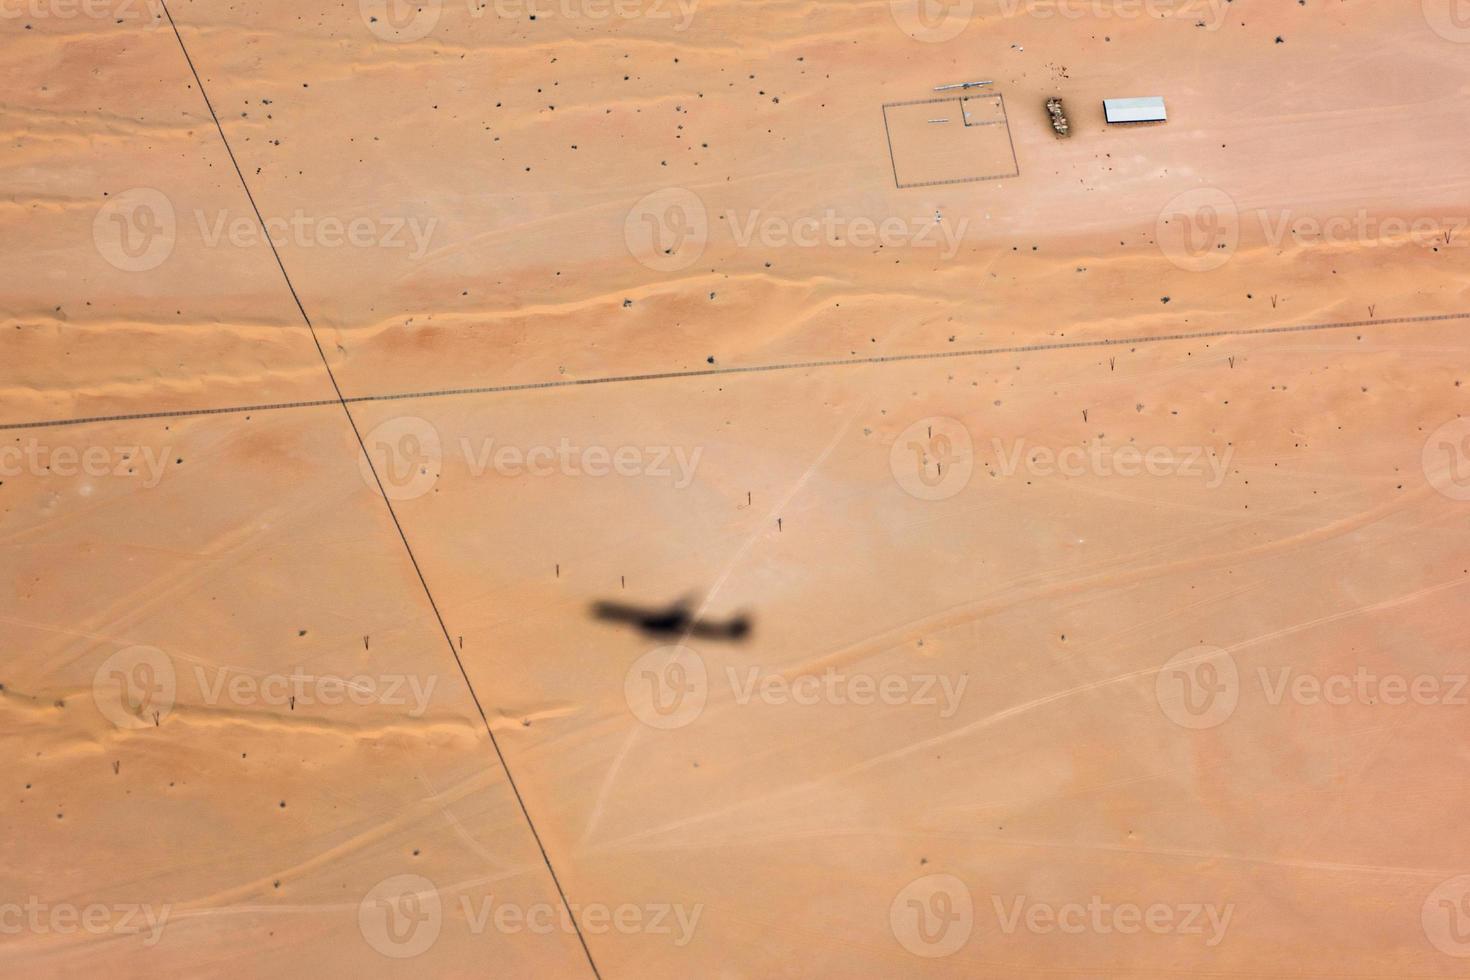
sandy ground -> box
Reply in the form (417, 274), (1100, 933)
(4, 0), (1470, 975)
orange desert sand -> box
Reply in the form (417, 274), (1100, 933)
(4, 0), (1470, 976)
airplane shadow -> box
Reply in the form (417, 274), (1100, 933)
(589, 596), (752, 642)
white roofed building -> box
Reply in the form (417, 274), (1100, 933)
(1103, 96), (1167, 123)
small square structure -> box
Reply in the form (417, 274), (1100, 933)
(1103, 96), (1167, 124)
